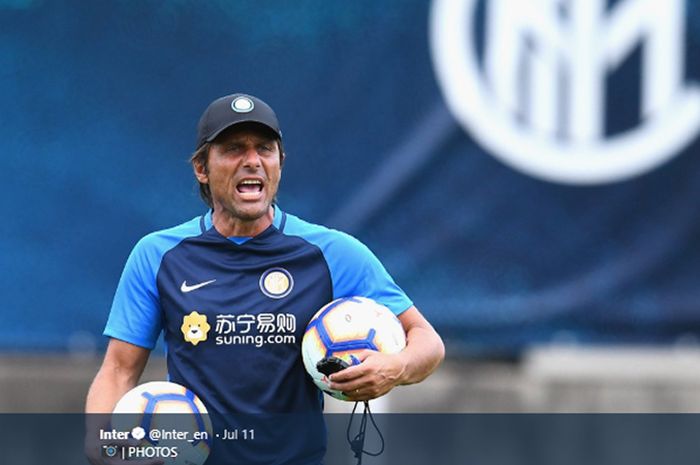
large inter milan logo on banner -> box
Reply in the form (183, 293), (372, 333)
(430, 0), (700, 184)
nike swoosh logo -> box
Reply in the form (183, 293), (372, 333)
(180, 279), (216, 293)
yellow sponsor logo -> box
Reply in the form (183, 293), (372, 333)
(181, 311), (211, 346)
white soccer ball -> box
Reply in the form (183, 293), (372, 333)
(302, 296), (406, 400)
(111, 381), (212, 465)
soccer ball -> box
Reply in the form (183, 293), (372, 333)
(111, 381), (212, 465)
(302, 296), (406, 400)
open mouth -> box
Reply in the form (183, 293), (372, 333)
(236, 179), (264, 195)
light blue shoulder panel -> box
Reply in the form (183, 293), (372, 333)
(103, 215), (203, 349)
(278, 207), (413, 316)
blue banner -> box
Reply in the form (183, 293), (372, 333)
(1, 0), (699, 354)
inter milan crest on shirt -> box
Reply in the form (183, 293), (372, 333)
(259, 267), (294, 299)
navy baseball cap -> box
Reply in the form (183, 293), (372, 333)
(196, 93), (282, 149)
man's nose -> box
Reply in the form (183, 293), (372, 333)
(242, 147), (261, 166)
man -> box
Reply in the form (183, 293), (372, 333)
(85, 93), (444, 463)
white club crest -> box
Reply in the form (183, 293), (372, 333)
(259, 267), (294, 299)
(231, 96), (254, 113)
(430, 0), (700, 184)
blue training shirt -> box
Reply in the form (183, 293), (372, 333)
(104, 205), (412, 463)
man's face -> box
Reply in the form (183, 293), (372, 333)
(197, 124), (283, 224)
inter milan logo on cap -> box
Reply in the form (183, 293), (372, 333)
(231, 96), (254, 113)
(259, 268), (294, 299)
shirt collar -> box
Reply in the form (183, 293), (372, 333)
(272, 204), (283, 229)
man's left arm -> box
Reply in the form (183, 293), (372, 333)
(328, 306), (445, 401)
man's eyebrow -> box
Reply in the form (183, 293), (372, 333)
(222, 138), (247, 146)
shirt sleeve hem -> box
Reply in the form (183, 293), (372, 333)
(103, 330), (157, 350)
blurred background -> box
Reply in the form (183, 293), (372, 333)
(2, 0), (700, 413)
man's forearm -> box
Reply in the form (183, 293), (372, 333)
(85, 366), (139, 414)
(397, 325), (445, 385)
(85, 338), (151, 414)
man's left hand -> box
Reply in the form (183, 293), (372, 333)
(328, 350), (406, 401)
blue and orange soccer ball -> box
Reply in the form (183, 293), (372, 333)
(111, 381), (212, 465)
(302, 296), (407, 400)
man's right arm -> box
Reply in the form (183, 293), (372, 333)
(86, 338), (151, 413)
(85, 339), (153, 465)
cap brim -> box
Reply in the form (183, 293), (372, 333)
(204, 119), (281, 145)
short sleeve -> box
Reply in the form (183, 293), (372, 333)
(103, 236), (164, 349)
(325, 233), (413, 316)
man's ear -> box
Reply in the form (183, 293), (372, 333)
(193, 160), (208, 184)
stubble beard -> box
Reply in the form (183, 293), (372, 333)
(228, 201), (271, 222)
(218, 185), (277, 224)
